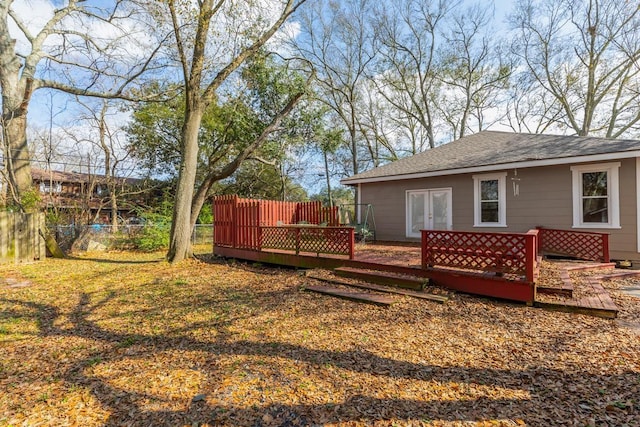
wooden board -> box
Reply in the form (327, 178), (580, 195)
(536, 283), (573, 297)
(0, 212), (45, 264)
(334, 267), (426, 290)
(307, 273), (448, 303)
(304, 284), (396, 307)
(534, 300), (617, 319)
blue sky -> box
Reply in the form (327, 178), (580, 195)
(18, 0), (518, 188)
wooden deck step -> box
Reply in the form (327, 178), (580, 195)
(304, 284), (396, 307)
(599, 271), (640, 280)
(334, 267), (427, 291)
(537, 262), (573, 296)
(537, 280), (573, 297)
(534, 299), (617, 319)
(535, 279), (618, 319)
(307, 273), (448, 303)
(564, 262), (616, 271)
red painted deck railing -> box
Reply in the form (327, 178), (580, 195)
(213, 195), (352, 258)
(421, 229), (539, 283)
(261, 226), (355, 258)
(537, 227), (609, 262)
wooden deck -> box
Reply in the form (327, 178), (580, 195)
(215, 242), (626, 315)
(214, 196), (615, 313)
(534, 262), (632, 319)
(215, 242), (536, 304)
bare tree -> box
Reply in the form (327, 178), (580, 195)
(373, 0), (457, 151)
(0, 0), (165, 208)
(505, 74), (566, 134)
(436, 3), (511, 140)
(510, 0), (640, 137)
(355, 81), (400, 166)
(294, 0), (378, 203)
(163, 0), (306, 262)
(77, 99), (144, 231)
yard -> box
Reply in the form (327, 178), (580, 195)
(1, 251), (639, 426)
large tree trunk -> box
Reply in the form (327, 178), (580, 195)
(323, 150), (333, 208)
(3, 107), (33, 204)
(1, 26), (34, 204)
(167, 108), (203, 263)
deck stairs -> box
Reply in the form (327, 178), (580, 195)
(304, 268), (449, 306)
(535, 262), (640, 319)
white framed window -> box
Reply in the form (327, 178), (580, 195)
(571, 162), (620, 228)
(39, 181), (62, 194)
(473, 172), (507, 227)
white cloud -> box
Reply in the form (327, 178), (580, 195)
(8, 0), (55, 55)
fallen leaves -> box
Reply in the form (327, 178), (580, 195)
(0, 251), (638, 426)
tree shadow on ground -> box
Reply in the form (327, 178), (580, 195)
(65, 255), (164, 265)
(2, 292), (638, 426)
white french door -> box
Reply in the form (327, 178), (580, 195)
(406, 188), (452, 238)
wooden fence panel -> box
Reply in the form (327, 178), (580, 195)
(0, 212), (45, 264)
(212, 195), (352, 257)
(537, 227), (609, 262)
(213, 195), (236, 247)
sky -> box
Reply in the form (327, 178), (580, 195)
(10, 0), (518, 191)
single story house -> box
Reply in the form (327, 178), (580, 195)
(341, 131), (640, 263)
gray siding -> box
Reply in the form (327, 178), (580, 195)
(360, 158), (639, 262)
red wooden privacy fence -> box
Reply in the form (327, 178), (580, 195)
(421, 229), (539, 283)
(536, 227), (609, 263)
(213, 195), (353, 258)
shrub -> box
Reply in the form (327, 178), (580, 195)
(132, 213), (170, 251)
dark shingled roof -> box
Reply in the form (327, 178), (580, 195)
(342, 131), (640, 184)
(31, 168), (144, 186)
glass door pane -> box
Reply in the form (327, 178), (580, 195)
(430, 190), (450, 230)
(409, 192), (426, 236)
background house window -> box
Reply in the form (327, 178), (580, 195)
(571, 163), (620, 228)
(39, 182), (62, 193)
(473, 172), (507, 227)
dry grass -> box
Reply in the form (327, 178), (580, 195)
(0, 251), (639, 426)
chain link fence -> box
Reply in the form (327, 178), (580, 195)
(51, 224), (213, 252)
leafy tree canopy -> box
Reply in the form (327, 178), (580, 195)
(126, 53), (312, 202)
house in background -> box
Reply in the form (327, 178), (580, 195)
(341, 131), (640, 263)
(32, 168), (148, 224)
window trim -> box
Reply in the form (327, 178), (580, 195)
(39, 181), (62, 194)
(472, 172), (507, 227)
(570, 162), (620, 229)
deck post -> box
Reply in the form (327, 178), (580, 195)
(420, 230), (427, 269)
(525, 230), (538, 304)
(524, 231), (537, 283)
(349, 228), (355, 259)
(602, 234), (610, 263)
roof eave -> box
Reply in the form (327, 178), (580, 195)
(340, 150), (640, 185)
